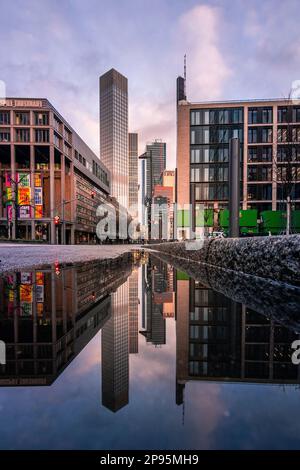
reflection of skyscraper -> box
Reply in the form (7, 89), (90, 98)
(101, 281), (129, 412)
(129, 269), (139, 354)
(175, 273), (300, 405)
(99, 69), (128, 207)
(140, 259), (175, 347)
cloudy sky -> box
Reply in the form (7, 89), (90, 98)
(1, 0), (300, 167)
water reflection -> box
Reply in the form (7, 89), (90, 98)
(0, 251), (300, 418)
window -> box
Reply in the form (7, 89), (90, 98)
(278, 127), (287, 143)
(248, 128), (257, 143)
(292, 127), (300, 142)
(262, 108), (272, 124)
(247, 184), (272, 200)
(262, 127), (272, 143)
(0, 130), (10, 142)
(35, 129), (49, 143)
(248, 166), (272, 181)
(278, 107), (288, 123)
(15, 112), (30, 125)
(34, 112), (49, 126)
(293, 107), (300, 123)
(0, 111), (10, 125)
(15, 128), (30, 142)
(248, 108), (258, 124)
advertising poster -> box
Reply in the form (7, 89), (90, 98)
(20, 272), (32, 285)
(36, 272), (44, 285)
(20, 302), (32, 317)
(34, 173), (42, 187)
(37, 303), (44, 317)
(34, 187), (43, 205)
(35, 285), (44, 303)
(7, 205), (12, 221)
(35, 205), (43, 218)
(5, 171), (11, 187)
(18, 173), (30, 187)
(6, 187), (12, 205)
(18, 187), (31, 206)
(19, 206), (32, 219)
(20, 284), (32, 303)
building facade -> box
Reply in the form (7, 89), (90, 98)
(0, 98), (110, 244)
(175, 275), (300, 405)
(145, 140), (166, 198)
(176, 95), (300, 238)
(99, 69), (128, 208)
(128, 132), (138, 218)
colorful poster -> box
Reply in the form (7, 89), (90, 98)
(35, 205), (43, 218)
(20, 284), (32, 302)
(34, 174), (42, 187)
(35, 285), (44, 303)
(19, 205), (31, 219)
(7, 205), (12, 221)
(20, 302), (32, 317)
(18, 173), (30, 187)
(21, 272), (32, 285)
(6, 187), (12, 205)
(18, 187), (31, 206)
(34, 173), (42, 187)
(34, 187), (43, 205)
(37, 303), (44, 316)
(5, 172), (11, 187)
(36, 272), (44, 285)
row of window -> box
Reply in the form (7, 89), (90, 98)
(0, 111), (49, 126)
(194, 183), (229, 201)
(191, 166), (229, 183)
(190, 108), (243, 125)
(190, 106), (300, 127)
(191, 127), (243, 145)
(191, 146), (229, 163)
(0, 128), (50, 143)
(248, 127), (272, 143)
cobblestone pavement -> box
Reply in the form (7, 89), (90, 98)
(0, 244), (140, 273)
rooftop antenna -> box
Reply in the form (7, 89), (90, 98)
(184, 54), (187, 99)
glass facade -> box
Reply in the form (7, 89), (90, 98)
(100, 69), (128, 208)
(190, 108), (243, 224)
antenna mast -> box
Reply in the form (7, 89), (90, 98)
(184, 54), (187, 99)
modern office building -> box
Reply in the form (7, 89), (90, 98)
(0, 258), (132, 386)
(101, 281), (129, 412)
(128, 132), (138, 218)
(176, 77), (300, 238)
(145, 140), (166, 198)
(175, 274), (300, 405)
(99, 69), (128, 208)
(0, 98), (111, 244)
(128, 268), (139, 354)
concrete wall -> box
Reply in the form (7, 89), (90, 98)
(147, 235), (300, 286)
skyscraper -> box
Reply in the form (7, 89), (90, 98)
(99, 69), (128, 207)
(101, 282), (129, 412)
(128, 132), (138, 218)
(145, 140), (166, 198)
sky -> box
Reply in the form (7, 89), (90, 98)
(1, 0), (300, 168)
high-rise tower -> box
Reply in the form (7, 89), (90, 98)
(99, 69), (128, 207)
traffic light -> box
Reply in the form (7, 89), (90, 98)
(54, 215), (60, 225)
(54, 260), (60, 276)
(91, 191), (96, 199)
